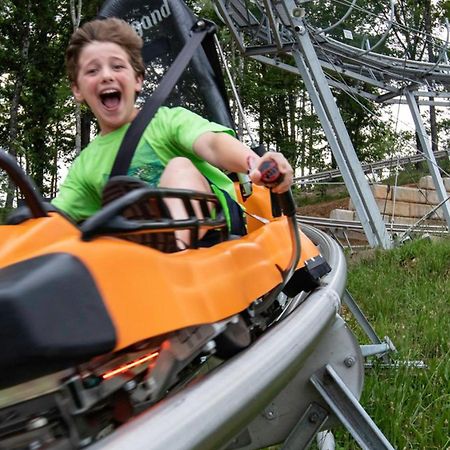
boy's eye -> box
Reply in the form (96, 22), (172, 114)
(113, 64), (125, 70)
(86, 68), (98, 75)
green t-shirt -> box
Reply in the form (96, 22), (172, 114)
(53, 107), (236, 222)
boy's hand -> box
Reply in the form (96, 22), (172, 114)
(248, 152), (293, 193)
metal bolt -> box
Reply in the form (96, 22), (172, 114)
(79, 437), (93, 447)
(124, 380), (137, 392)
(294, 25), (306, 34)
(264, 407), (277, 420)
(292, 7), (302, 17)
(309, 412), (320, 423)
(203, 340), (216, 354)
(344, 356), (356, 367)
(28, 441), (42, 450)
(27, 417), (48, 430)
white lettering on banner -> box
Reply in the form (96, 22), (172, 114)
(131, 0), (171, 37)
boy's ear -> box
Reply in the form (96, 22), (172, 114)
(71, 82), (84, 103)
(135, 75), (144, 94)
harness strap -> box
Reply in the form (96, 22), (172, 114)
(109, 20), (216, 178)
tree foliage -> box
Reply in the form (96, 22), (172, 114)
(0, 0), (102, 204)
(238, 57), (329, 174)
(0, 0), (448, 206)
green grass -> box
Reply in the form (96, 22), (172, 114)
(331, 237), (450, 449)
(380, 162), (431, 187)
(265, 237), (449, 450)
(293, 185), (348, 206)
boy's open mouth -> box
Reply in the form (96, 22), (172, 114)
(99, 90), (121, 109)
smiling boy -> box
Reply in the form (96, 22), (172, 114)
(52, 18), (293, 246)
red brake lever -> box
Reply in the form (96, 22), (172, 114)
(259, 159), (285, 186)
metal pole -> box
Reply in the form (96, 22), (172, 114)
(404, 89), (450, 228)
(282, 13), (392, 248)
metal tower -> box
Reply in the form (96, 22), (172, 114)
(213, 0), (450, 247)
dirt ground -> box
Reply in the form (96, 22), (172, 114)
(296, 197), (349, 217)
(296, 197), (371, 248)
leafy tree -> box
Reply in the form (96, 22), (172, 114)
(0, 0), (32, 205)
(0, 1), (72, 199)
(240, 57), (328, 172)
(334, 87), (396, 163)
(390, 0), (446, 154)
(0, 0), (103, 204)
(1, 0), (446, 205)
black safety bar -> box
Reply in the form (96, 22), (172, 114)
(0, 148), (48, 218)
(80, 187), (227, 247)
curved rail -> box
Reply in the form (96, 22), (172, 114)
(309, 0), (396, 58)
(294, 149), (450, 184)
(314, 33), (450, 83)
(300, 222), (347, 294)
(90, 225), (346, 450)
(315, 0), (357, 35)
(215, 0), (450, 85)
(353, 0), (396, 57)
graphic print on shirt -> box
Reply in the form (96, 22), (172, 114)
(127, 140), (166, 186)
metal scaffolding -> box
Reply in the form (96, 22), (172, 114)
(213, 0), (450, 247)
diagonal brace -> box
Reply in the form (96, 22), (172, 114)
(310, 365), (395, 450)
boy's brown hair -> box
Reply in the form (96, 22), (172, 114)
(66, 18), (145, 84)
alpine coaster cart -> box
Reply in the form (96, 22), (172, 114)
(0, 0), (396, 449)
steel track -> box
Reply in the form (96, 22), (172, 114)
(294, 149), (450, 185)
(297, 214), (448, 236)
(90, 225), (347, 450)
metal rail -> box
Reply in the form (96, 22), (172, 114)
(311, 33), (450, 90)
(90, 226), (347, 450)
(214, 0), (450, 243)
(294, 150), (450, 185)
(214, 0), (450, 95)
(297, 215), (448, 236)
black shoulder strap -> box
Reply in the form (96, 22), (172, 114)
(109, 20), (216, 178)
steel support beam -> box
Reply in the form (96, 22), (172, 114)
(342, 290), (383, 347)
(404, 89), (450, 228)
(281, 402), (329, 450)
(213, 0), (449, 247)
(282, 12), (392, 248)
(311, 365), (395, 450)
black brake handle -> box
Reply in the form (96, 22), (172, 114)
(258, 159), (296, 217)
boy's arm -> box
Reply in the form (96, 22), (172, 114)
(193, 131), (293, 193)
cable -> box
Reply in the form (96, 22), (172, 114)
(214, 36), (257, 145)
(315, 48), (450, 229)
(313, 42), (450, 179)
(316, 0), (449, 47)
